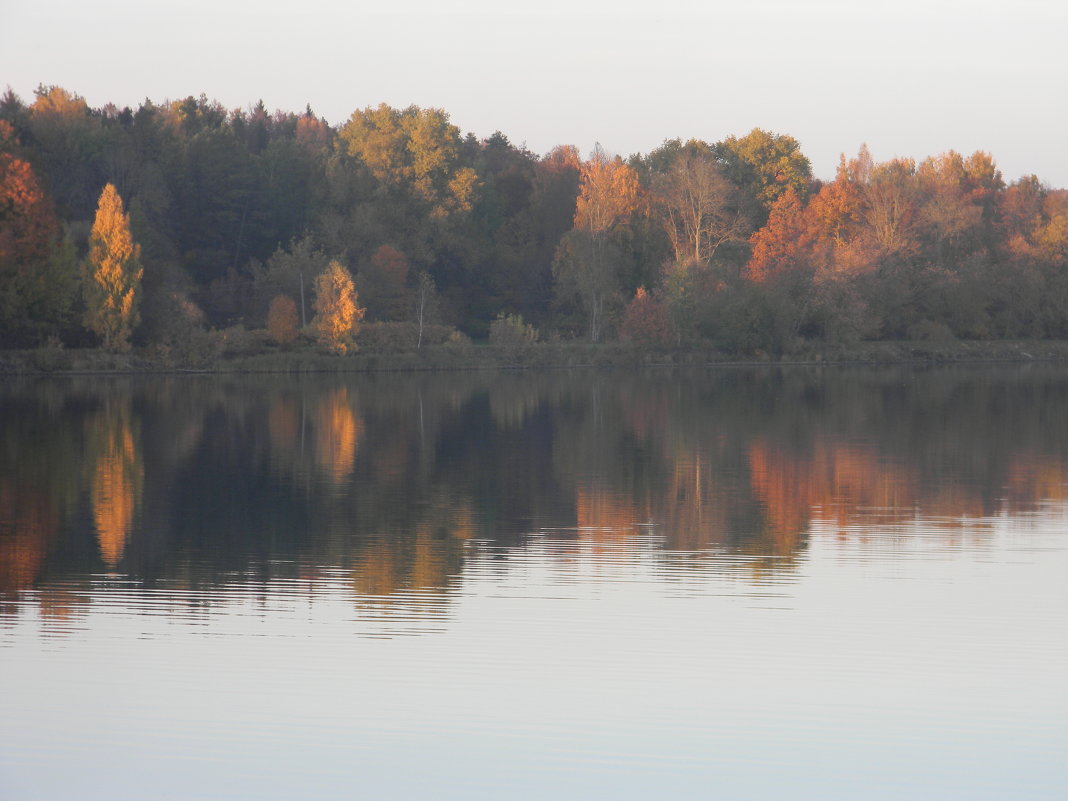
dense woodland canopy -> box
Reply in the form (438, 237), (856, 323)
(1, 85), (1066, 356)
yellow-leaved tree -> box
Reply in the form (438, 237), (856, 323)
(84, 184), (143, 351)
(312, 260), (364, 353)
(552, 146), (640, 341)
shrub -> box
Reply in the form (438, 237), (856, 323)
(489, 313), (538, 349)
(357, 322), (458, 352)
(907, 319), (957, 343)
(215, 324), (265, 357)
(266, 295), (299, 345)
(444, 330), (472, 350)
(620, 287), (674, 347)
(30, 335), (70, 372)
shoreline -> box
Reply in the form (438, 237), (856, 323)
(7, 339), (1068, 376)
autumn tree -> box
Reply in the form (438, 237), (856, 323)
(312, 259), (364, 353)
(84, 183), (143, 351)
(715, 128), (812, 224)
(746, 186), (816, 282)
(337, 104), (478, 218)
(256, 235), (331, 329)
(651, 144), (749, 267)
(0, 122), (78, 344)
(266, 294), (299, 345)
(1032, 190), (1068, 265)
(27, 86), (104, 219)
(553, 147), (640, 341)
(916, 151), (1003, 264)
(997, 175), (1045, 245)
(803, 146), (905, 275)
(863, 156), (924, 258)
(620, 287), (673, 346)
(573, 147), (641, 235)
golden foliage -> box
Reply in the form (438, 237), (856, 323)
(30, 86), (89, 118)
(573, 149), (640, 233)
(312, 260), (364, 353)
(338, 104), (478, 217)
(315, 387), (362, 485)
(84, 183), (142, 351)
(90, 413), (142, 566)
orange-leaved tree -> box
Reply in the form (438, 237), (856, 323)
(84, 183), (143, 351)
(312, 260), (364, 353)
(746, 186), (815, 282)
(266, 294), (299, 345)
(553, 146), (641, 341)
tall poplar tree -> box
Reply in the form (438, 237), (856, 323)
(84, 183), (143, 351)
(312, 259), (363, 353)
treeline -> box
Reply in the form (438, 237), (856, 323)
(1, 85), (1066, 356)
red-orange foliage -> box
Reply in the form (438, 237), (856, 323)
(620, 286), (674, 346)
(809, 150), (867, 247)
(295, 112), (332, 154)
(540, 144), (581, 175)
(266, 294), (299, 345)
(0, 138), (60, 273)
(997, 176), (1045, 244)
(1, 127), (65, 334)
(746, 187), (814, 281)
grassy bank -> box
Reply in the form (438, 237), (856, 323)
(7, 338), (1068, 375)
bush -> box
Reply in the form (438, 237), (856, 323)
(489, 313), (538, 349)
(215, 325), (266, 357)
(443, 330), (472, 350)
(29, 335), (70, 372)
(620, 287), (674, 347)
(358, 322), (456, 352)
(266, 295), (300, 345)
(907, 319), (957, 343)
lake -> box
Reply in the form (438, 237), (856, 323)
(1, 366), (1066, 800)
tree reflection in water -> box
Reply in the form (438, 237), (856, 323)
(3, 367), (1068, 628)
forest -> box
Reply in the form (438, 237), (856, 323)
(1, 85), (1067, 362)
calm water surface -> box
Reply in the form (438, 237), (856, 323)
(1, 367), (1066, 800)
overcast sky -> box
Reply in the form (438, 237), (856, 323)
(2, 0), (1065, 187)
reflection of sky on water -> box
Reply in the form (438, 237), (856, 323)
(2, 511), (1066, 801)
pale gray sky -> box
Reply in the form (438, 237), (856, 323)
(2, 0), (1065, 186)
